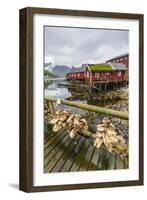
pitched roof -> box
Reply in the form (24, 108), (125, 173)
(88, 63), (112, 71)
(88, 63), (127, 72)
(67, 62), (127, 74)
(110, 63), (127, 70)
(106, 53), (129, 62)
(68, 66), (86, 73)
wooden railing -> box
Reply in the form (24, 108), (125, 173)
(45, 96), (128, 120)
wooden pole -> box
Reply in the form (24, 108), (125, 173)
(48, 102), (54, 114)
(45, 96), (128, 120)
(51, 102), (56, 113)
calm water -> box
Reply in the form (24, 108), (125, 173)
(44, 79), (127, 112)
(45, 79), (87, 114)
(45, 82), (71, 99)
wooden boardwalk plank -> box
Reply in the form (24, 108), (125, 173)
(44, 133), (69, 167)
(60, 136), (86, 172)
(44, 127), (127, 173)
(44, 128), (66, 150)
(44, 130), (67, 157)
(97, 146), (108, 170)
(44, 131), (56, 146)
(116, 156), (124, 169)
(44, 124), (55, 140)
(44, 123), (53, 139)
(106, 152), (116, 170)
(51, 135), (80, 173)
(124, 157), (129, 169)
(44, 135), (74, 172)
(70, 138), (91, 172)
(79, 143), (95, 171)
(44, 131), (60, 149)
(88, 147), (101, 171)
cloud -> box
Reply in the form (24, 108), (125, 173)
(44, 26), (129, 67)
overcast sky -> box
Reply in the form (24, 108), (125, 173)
(44, 26), (129, 67)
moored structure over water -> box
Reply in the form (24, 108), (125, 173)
(66, 63), (127, 84)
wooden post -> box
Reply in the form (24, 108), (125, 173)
(104, 83), (107, 93)
(89, 85), (91, 93)
(99, 82), (101, 92)
(51, 102), (56, 113)
(48, 102), (54, 114)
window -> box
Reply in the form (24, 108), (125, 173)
(120, 58), (123, 61)
(118, 71), (121, 76)
(77, 73), (80, 77)
(95, 73), (99, 78)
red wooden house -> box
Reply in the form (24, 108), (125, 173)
(66, 63), (127, 83)
(106, 53), (129, 68)
(66, 66), (87, 81)
(85, 63), (127, 84)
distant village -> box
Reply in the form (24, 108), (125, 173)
(66, 53), (128, 84)
(44, 53), (129, 88)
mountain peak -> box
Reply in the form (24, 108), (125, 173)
(52, 65), (70, 77)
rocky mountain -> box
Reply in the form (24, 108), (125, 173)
(44, 69), (57, 78)
(52, 65), (71, 77)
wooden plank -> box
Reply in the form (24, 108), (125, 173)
(44, 123), (54, 140)
(51, 135), (80, 173)
(79, 143), (95, 171)
(106, 152), (116, 170)
(88, 147), (101, 171)
(60, 136), (85, 172)
(44, 133), (70, 167)
(44, 133), (59, 149)
(44, 126), (49, 135)
(116, 155), (124, 169)
(70, 138), (91, 172)
(44, 130), (57, 146)
(44, 136), (74, 173)
(44, 130), (50, 140)
(44, 130), (67, 158)
(97, 146), (108, 170)
(44, 128), (67, 150)
(124, 156), (129, 169)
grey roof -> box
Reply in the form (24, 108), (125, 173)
(67, 63), (127, 74)
(110, 63), (127, 70)
(106, 53), (129, 62)
(68, 66), (86, 73)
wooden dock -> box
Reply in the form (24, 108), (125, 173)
(44, 125), (128, 173)
(44, 97), (128, 173)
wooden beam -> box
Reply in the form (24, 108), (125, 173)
(45, 96), (128, 120)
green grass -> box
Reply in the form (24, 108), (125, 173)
(89, 63), (112, 71)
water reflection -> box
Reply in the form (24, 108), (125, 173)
(44, 80), (87, 114)
(44, 79), (123, 109)
(45, 81), (71, 99)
